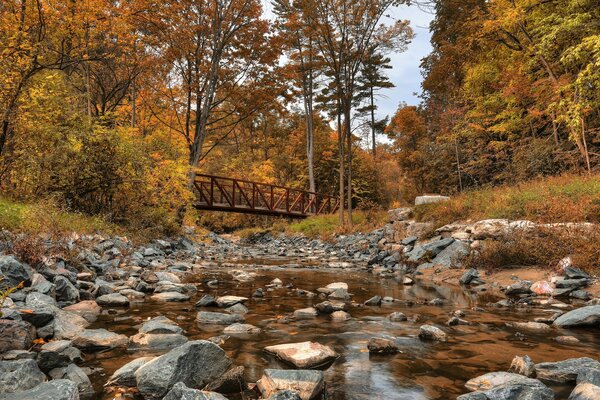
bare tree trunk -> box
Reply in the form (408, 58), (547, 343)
(581, 117), (591, 175)
(455, 138), (463, 192)
(551, 111), (559, 145)
(337, 100), (345, 226)
(131, 78), (136, 128)
(345, 105), (353, 227)
(370, 86), (376, 158)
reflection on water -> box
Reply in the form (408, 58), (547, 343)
(88, 264), (599, 400)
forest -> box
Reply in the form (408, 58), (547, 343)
(0, 0), (598, 235)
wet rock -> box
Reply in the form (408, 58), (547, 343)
(569, 382), (600, 400)
(139, 316), (182, 334)
(465, 371), (544, 391)
(63, 301), (101, 323)
(555, 336), (580, 344)
(253, 288), (264, 298)
(51, 310), (89, 340)
(54, 276), (80, 304)
(553, 305), (600, 328)
(418, 325), (447, 342)
(128, 332), (188, 351)
(197, 311), (244, 325)
(0, 379), (79, 400)
(458, 380), (554, 400)
(205, 365), (246, 394)
(120, 289), (145, 299)
(325, 282), (348, 291)
(155, 271), (180, 284)
(510, 321), (551, 333)
(330, 311), (350, 321)
(0, 359), (47, 393)
(327, 288), (351, 301)
(106, 356), (155, 387)
(96, 293), (130, 307)
(505, 281), (532, 296)
(257, 369), (324, 400)
(564, 266), (590, 280)
(72, 328), (128, 350)
(364, 296), (382, 306)
(48, 363), (93, 397)
(294, 307), (318, 319)
(388, 312), (407, 322)
(0, 350), (36, 361)
(196, 295), (217, 307)
(226, 303), (248, 315)
(162, 382), (227, 400)
(0, 255), (33, 287)
(447, 317), (470, 326)
(460, 269), (479, 285)
(509, 355), (535, 377)
(570, 290), (591, 301)
(135, 340), (232, 399)
(429, 298), (444, 306)
(223, 323), (261, 335)
(530, 281), (554, 296)
(151, 292), (190, 302)
(535, 357), (600, 383)
(0, 319), (35, 353)
(267, 390), (303, 400)
(264, 341), (337, 369)
(367, 337), (399, 354)
(38, 340), (82, 372)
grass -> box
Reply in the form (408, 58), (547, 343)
(0, 196), (121, 237)
(413, 174), (600, 228)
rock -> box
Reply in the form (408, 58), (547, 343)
(135, 340), (232, 399)
(215, 296), (247, 308)
(458, 380), (554, 400)
(51, 310), (89, 340)
(0, 379), (79, 400)
(530, 281), (554, 296)
(54, 276), (80, 304)
(151, 292), (190, 302)
(415, 195), (450, 205)
(257, 369), (324, 400)
(509, 355), (535, 377)
(120, 289), (145, 299)
(571, 290), (591, 300)
(505, 281), (532, 296)
(48, 363), (93, 397)
(367, 337), (399, 354)
(387, 207), (412, 222)
(569, 382), (600, 400)
(139, 316), (182, 334)
(96, 293), (130, 307)
(223, 323), (261, 334)
(510, 321), (552, 333)
(460, 269), (479, 285)
(447, 317), (470, 326)
(72, 328), (128, 350)
(253, 288), (264, 298)
(407, 237), (455, 262)
(535, 357), (600, 383)
(327, 288), (351, 300)
(155, 271), (180, 284)
(0, 359), (46, 393)
(364, 295), (382, 306)
(197, 311), (244, 325)
(330, 311), (350, 321)
(162, 382), (228, 400)
(578, 369), (600, 386)
(0, 319), (35, 353)
(38, 340), (82, 372)
(553, 305), (600, 328)
(388, 312), (407, 322)
(418, 325), (447, 342)
(556, 279), (589, 289)
(63, 301), (101, 323)
(465, 371), (544, 391)
(267, 390), (303, 400)
(0, 350), (36, 361)
(205, 365), (246, 394)
(128, 333), (188, 350)
(564, 266), (590, 280)
(226, 303), (248, 315)
(264, 341), (337, 369)
(555, 336), (580, 344)
(294, 307), (318, 319)
(0, 256), (33, 287)
(325, 282), (348, 290)
(26, 291), (57, 307)
(431, 240), (470, 267)
(196, 295), (217, 307)
(106, 356), (155, 387)
(402, 276), (414, 285)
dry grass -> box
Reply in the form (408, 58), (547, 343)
(414, 174), (600, 228)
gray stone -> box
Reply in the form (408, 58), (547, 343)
(139, 317), (182, 334)
(418, 325), (447, 342)
(553, 306), (600, 328)
(134, 340), (232, 399)
(48, 363), (93, 397)
(197, 311), (244, 325)
(215, 296), (247, 308)
(257, 369), (324, 400)
(51, 310), (89, 340)
(0, 379), (79, 400)
(387, 207), (412, 222)
(564, 267), (590, 280)
(96, 293), (130, 307)
(460, 269), (479, 285)
(364, 295), (382, 306)
(38, 340), (81, 372)
(431, 240), (470, 267)
(330, 311), (350, 321)
(388, 312), (407, 322)
(196, 295), (217, 307)
(264, 341), (337, 369)
(0, 256), (33, 287)
(569, 382), (600, 400)
(106, 356), (154, 387)
(367, 337), (399, 354)
(415, 195), (450, 205)
(225, 303), (248, 315)
(63, 301), (101, 323)
(162, 382), (228, 400)
(465, 372), (542, 392)
(556, 279), (589, 289)
(577, 369), (600, 386)
(535, 357), (600, 383)
(223, 323), (261, 335)
(204, 365), (246, 394)
(407, 238), (455, 262)
(0, 359), (46, 393)
(72, 328), (128, 350)
(294, 307), (318, 319)
(509, 355), (535, 377)
(505, 281), (532, 296)
(458, 381), (554, 400)
(0, 319), (35, 353)
(128, 333), (188, 351)
(54, 276), (80, 304)
(151, 292), (190, 302)
(267, 390), (303, 400)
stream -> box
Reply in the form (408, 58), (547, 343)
(86, 260), (600, 400)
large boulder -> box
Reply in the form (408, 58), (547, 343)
(431, 240), (470, 268)
(63, 301), (101, 323)
(415, 195), (450, 206)
(51, 310), (89, 340)
(0, 256), (32, 287)
(204, 365), (246, 394)
(106, 357), (155, 387)
(257, 369), (324, 400)
(569, 382), (600, 400)
(0, 379), (79, 400)
(406, 238), (455, 262)
(0, 319), (35, 353)
(128, 333), (188, 351)
(553, 306), (600, 328)
(465, 372), (542, 392)
(38, 340), (82, 372)
(162, 382), (227, 400)
(0, 359), (47, 393)
(264, 342), (337, 369)
(457, 380), (554, 400)
(54, 276), (80, 304)
(134, 340), (232, 399)
(48, 363), (93, 398)
(535, 358), (600, 383)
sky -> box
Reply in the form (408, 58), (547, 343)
(261, 1), (435, 121)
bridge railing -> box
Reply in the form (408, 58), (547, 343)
(193, 174), (339, 217)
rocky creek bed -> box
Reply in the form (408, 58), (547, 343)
(1, 212), (600, 400)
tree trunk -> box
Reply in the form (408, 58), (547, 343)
(337, 100), (345, 226)
(370, 86), (376, 158)
(344, 104), (353, 227)
(581, 117), (591, 175)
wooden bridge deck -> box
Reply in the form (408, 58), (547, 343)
(193, 174), (339, 218)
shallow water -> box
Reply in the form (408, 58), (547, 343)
(88, 262), (599, 400)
